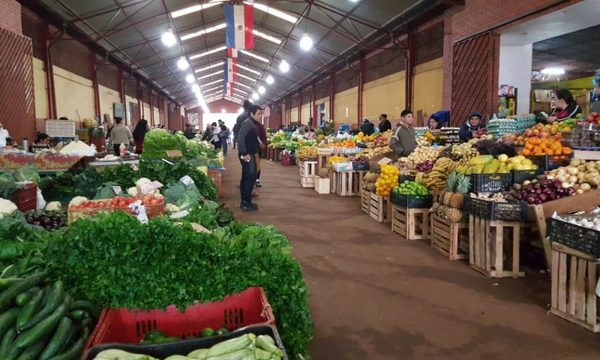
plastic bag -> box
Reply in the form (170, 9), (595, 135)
(36, 188), (46, 210)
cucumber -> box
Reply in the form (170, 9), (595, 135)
(0, 327), (17, 357)
(0, 307), (20, 339)
(16, 289), (44, 332)
(16, 339), (47, 360)
(5, 343), (24, 360)
(0, 278), (22, 290)
(0, 271), (48, 311)
(39, 316), (73, 360)
(20, 280), (64, 332)
(47, 332), (87, 360)
(15, 297), (71, 349)
(69, 300), (98, 319)
(66, 310), (87, 321)
(15, 288), (39, 306)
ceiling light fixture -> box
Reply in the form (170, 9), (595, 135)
(258, 85), (266, 94)
(161, 29), (177, 47)
(237, 73), (257, 82)
(181, 23), (227, 41)
(541, 67), (565, 75)
(244, 2), (298, 23)
(221, 108), (226, 113)
(190, 45), (227, 60)
(252, 29), (282, 44)
(198, 69), (224, 80)
(195, 62), (225, 73)
(236, 64), (261, 75)
(239, 50), (269, 63)
(192, 84), (200, 93)
(299, 33), (313, 51)
(177, 57), (189, 70)
(279, 59), (290, 73)
(265, 75), (274, 85)
(171, 2), (220, 19)
(252, 92), (260, 100)
(185, 74), (195, 83)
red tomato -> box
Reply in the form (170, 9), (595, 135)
(150, 198), (162, 205)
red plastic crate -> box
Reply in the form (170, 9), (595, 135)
(84, 287), (275, 351)
(207, 169), (223, 198)
(13, 183), (37, 211)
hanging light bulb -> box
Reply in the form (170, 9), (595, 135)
(265, 75), (274, 85)
(279, 60), (290, 73)
(252, 92), (259, 100)
(299, 33), (313, 51)
(161, 29), (177, 47)
(185, 74), (195, 83)
(192, 84), (200, 93)
(258, 85), (266, 94)
(177, 57), (189, 70)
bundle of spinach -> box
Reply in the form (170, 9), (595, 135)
(38, 172), (75, 201)
(99, 163), (138, 189)
(73, 167), (104, 198)
(0, 215), (50, 277)
(0, 173), (17, 199)
(46, 212), (312, 358)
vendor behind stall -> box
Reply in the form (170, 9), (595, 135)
(591, 72), (600, 113)
(0, 122), (10, 149)
(429, 110), (450, 130)
(459, 112), (485, 142)
(389, 109), (416, 157)
(547, 89), (582, 123)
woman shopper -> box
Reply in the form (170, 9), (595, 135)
(389, 110), (417, 157)
(109, 117), (133, 154)
(236, 105), (263, 211)
(211, 122), (222, 149)
(547, 89), (582, 123)
(132, 119), (149, 154)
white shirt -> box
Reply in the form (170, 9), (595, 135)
(0, 128), (9, 148)
(211, 126), (221, 142)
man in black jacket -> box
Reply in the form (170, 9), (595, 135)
(232, 100), (252, 149)
(360, 119), (374, 135)
(378, 114), (391, 132)
(236, 105), (263, 211)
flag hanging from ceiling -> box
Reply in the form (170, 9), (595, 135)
(227, 48), (238, 58)
(224, 4), (254, 50)
(226, 82), (234, 97)
(224, 58), (237, 83)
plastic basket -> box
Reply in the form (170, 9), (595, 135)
(115, 202), (165, 219)
(467, 197), (527, 221)
(13, 183), (37, 212)
(512, 169), (543, 184)
(84, 324), (287, 360)
(548, 218), (600, 258)
(470, 173), (513, 193)
(67, 200), (114, 224)
(84, 287), (275, 350)
(526, 154), (573, 171)
(390, 192), (433, 208)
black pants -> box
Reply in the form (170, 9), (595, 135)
(239, 154), (257, 204)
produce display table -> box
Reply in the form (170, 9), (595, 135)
(299, 161), (317, 188)
(0, 152), (82, 172)
(391, 205), (429, 241)
(550, 242), (600, 333)
(88, 159), (139, 168)
(317, 153), (330, 172)
(430, 214), (469, 260)
(469, 215), (524, 278)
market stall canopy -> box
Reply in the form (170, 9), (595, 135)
(35, 0), (446, 109)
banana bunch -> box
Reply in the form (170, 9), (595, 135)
(362, 146), (393, 159)
(416, 157), (458, 190)
(297, 146), (318, 159)
(451, 143), (479, 162)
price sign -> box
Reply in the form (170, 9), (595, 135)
(180, 175), (194, 186)
(377, 157), (392, 165)
(112, 185), (122, 195)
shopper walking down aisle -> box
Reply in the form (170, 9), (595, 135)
(211, 122), (222, 149)
(109, 117), (133, 154)
(389, 109), (417, 157)
(236, 105), (262, 211)
(233, 100), (252, 150)
(132, 119), (149, 154)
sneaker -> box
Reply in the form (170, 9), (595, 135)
(240, 202), (258, 211)
(256, 180), (262, 188)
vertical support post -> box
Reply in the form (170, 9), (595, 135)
(118, 69), (125, 104)
(90, 53), (100, 119)
(312, 82), (317, 127)
(42, 22), (56, 119)
(329, 72), (335, 124)
(405, 26), (415, 111)
(358, 54), (365, 123)
(298, 89), (302, 126)
(136, 79), (142, 119)
(149, 89), (154, 126)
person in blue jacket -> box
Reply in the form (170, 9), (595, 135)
(459, 112), (485, 142)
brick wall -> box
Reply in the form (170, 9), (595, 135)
(0, 0), (21, 34)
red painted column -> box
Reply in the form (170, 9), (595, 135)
(405, 26), (415, 111)
(329, 73), (335, 123)
(312, 82), (317, 127)
(136, 79), (142, 119)
(298, 89), (302, 126)
(118, 69), (125, 104)
(90, 53), (100, 118)
(41, 21), (56, 119)
(358, 55), (365, 123)
(149, 90), (154, 125)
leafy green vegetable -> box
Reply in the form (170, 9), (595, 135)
(99, 164), (138, 189)
(38, 172), (75, 201)
(164, 182), (201, 211)
(0, 173), (16, 199)
(139, 159), (217, 201)
(13, 165), (41, 184)
(73, 167), (103, 199)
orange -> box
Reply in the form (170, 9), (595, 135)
(562, 147), (572, 155)
(522, 149), (531, 156)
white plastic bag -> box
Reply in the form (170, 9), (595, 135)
(36, 188), (46, 210)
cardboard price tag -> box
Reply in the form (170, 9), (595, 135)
(180, 175), (194, 186)
(112, 185), (122, 195)
(165, 150), (183, 158)
(377, 157), (392, 165)
(151, 181), (163, 189)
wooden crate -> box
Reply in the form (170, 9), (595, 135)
(361, 190), (391, 223)
(299, 161), (317, 178)
(333, 170), (366, 196)
(300, 176), (315, 188)
(317, 153), (330, 172)
(314, 177), (330, 194)
(469, 215), (524, 278)
(391, 206), (429, 240)
(550, 243), (600, 332)
(430, 214), (469, 260)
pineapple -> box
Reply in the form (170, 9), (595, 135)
(443, 172), (458, 206)
(437, 204), (447, 218)
(430, 202), (440, 214)
(446, 207), (463, 223)
(450, 175), (470, 209)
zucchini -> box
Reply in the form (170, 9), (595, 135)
(204, 348), (255, 360)
(39, 316), (73, 360)
(0, 327), (17, 357)
(255, 335), (282, 356)
(20, 280), (64, 332)
(16, 339), (47, 360)
(16, 289), (44, 332)
(0, 307), (20, 339)
(206, 333), (255, 357)
(15, 288), (39, 306)
(69, 300), (99, 319)
(15, 296), (71, 349)
(46, 332), (87, 360)
(0, 271), (48, 311)
(5, 345), (24, 360)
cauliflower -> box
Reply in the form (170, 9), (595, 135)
(165, 203), (180, 213)
(0, 198), (18, 218)
(127, 187), (138, 197)
(45, 201), (62, 211)
(69, 196), (88, 207)
(135, 178), (152, 187)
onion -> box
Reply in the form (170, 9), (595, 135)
(581, 183), (592, 191)
(557, 174), (568, 183)
(567, 167), (579, 175)
(538, 193), (548, 202)
(562, 182), (571, 189)
(568, 175), (578, 184)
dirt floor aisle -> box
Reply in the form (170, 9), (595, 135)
(220, 154), (600, 360)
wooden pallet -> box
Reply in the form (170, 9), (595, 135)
(360, 189), (370, 214)
(550, 243), (600, 332)
(430, 214), (469, 260)
(317, 153), (331, 172)
(391, 206), (429, 240)
(333, 170), (367, 196)
(299, 161), (317, 177)
(469, 215), (524, 278)
(361, 190), (391, 223)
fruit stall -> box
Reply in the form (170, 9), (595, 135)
(0, 130), (312, 360)
(288, 111), (600, 334)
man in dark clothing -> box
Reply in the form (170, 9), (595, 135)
(378, 114), (391, 132)
(233, 100), (252, 149)
(236, 105), (263, 211)
(459, 112), (485, 142)
(360, 119), (375, 135)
